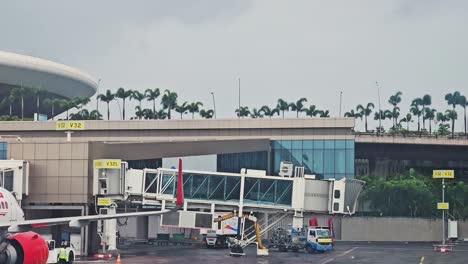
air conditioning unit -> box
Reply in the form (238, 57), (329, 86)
(279, 161), (293, 177)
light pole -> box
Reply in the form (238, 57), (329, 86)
(96, 78), (101, 120)
(211, 92), (217, 119)
(238, 77), (241, 119)
(339, 91), (343, 117)
(376, 81), (382, 133)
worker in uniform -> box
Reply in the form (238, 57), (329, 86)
(58, 244), (68, 264)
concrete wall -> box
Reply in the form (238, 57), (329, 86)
(340, 217), (468, 242)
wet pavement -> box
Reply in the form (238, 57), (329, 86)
(76, 241), (468, 264)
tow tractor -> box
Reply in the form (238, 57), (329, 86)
(46, 240), (75, 264)
(202, 212), (238, 249)
(268, 226), (333, 253)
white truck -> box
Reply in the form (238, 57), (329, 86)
(202, 212), (239, 248)
(46, 240), (75, 264)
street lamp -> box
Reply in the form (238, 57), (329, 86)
(211, 92), (217, 119)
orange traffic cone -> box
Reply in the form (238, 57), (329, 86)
(116, 254), (121, 264)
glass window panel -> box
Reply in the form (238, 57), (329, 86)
(281, 149), (292, 163)
(208, 176), (225, 200)
(274, 150), (281, 175)
(291, 140), (302, 150)
(335, 140), (346, 149)
(244, 178), (259, 202)
(259, 179), (276, 204)
(303, 140), (313, 149)
(302, 150), (313, 174)
(313, 150), (324, 174)
(346, 149), (355, 175)
(324, 174), (335, 179)
(272, 141), (281, 149)
(324, 140), (335, 149)
(313, 140), (324, 149)
(280, 140), (292, 149)
(335, 149), (346, 174)
(225, 177), (241, 201)
(324, 149), (335, 173)
(291, 150), (302, 167)
(335, 174), (346, 180)
(276, 180), (293, 206)
(346, 140), (355, 149)
(0, 143), (4, 151)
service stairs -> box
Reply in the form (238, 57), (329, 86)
(240, 212), (291, 248)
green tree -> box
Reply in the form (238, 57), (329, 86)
(276, 99), (289, 118)
(357, 103), (375, 132)
(175, 102), (188, 119)
(161, 89), (178, 119)
(410, 99), (423, 132)
(424, 108), (437, 134)
(187, 101), (203, 119)
(289, 98), (307, 118)
(250, 108), (263, 118)
(154, 109), (168, 119)
(445, 109), (458, 138)
(11, 86), (29, 120)
(344, 109), (362, 119)
(97, 90), (115, 120)
(115, 87), (133, 120)
(305, 105), (321, 117)
(235, 106), (250, 118)
(319, 110), (330, 117)
(131, 90), (146, 109)
(436, 112), (450, 136)
(200, 109), (214, 119)
(260, 105), (279, 118)
(388, 92), (402, 129)
(145, 88), (160, 113)
(420, 94), (432, 130)
(72, 96), (91, 110)
(30, 87), (47, 114)
(134, 106), (145, 119)
(399, 113), (413, 131)
(0, 92), (19, 117)
(43, 98), (63, 120)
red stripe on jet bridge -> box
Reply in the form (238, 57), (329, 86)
(0, 213), (6, 216)
(31, 223), (48, 227)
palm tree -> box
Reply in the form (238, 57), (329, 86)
(115, 87), (133, 120)
(97, 90), (115, 120)
(175, 102), (188, 119)
(445, 91), (461, 110)
(437, 112), (450, 136)
(73, 96), (91, 110)
(30, 87), (47, 114)
(400, 113), (413, 130)
(89, 110), (102, 120)
(0, 92), (18, 117)
(304, 105), (321, 118)
(390, 107), (400, 129)
(344, 109), (362, 119)
(420, 94), (432, 130)
(154, 109), (168, 119)
(424, 108), (437, 134)
(410, 99), (423, 132)
(319, 110), (330, 117)
(142, 109), (154, 120)
(250, 108), (263, 118)
(200, 109), (214, 119)
(187, 101), (203, 119)
(43, 98), (63, 120)
(161, 90), (178, 119)
(134, 106), (145, 119)
(131, 90), (146, 110)
(445, 109), (458, 138)
(289, 98), (307, 118)
(235, 106), (250, 118)
(458, 95), (467, 136)
(276, 99), (289, 118)
(388, 92), (402, 129)
(259, 105), (279, 118)
(145, 88), (160, 113)
(374, 110), (392, 122)
(357, 103), (374, 132)
(11, 86), (29, 120)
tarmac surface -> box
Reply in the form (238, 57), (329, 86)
(76, 241), (468, 264)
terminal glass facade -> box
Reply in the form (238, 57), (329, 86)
(217, 151), (268, 173)
(272, 140), (354, 179)
(0, 142), (6, 160)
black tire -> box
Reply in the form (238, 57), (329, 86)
(230, 244), (244, 256)
(67, 251), (75, 264)
(306, 244), (314, 254)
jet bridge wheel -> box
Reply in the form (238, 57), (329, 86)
(229, 245), (244, 257)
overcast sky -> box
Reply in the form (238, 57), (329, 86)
(1, 0), (467, 130)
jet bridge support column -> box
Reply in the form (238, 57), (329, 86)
(103, 205), (117, 252)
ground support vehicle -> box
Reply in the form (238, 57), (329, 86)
(46, 240), (75, 264)
(268, 226), (333, 253)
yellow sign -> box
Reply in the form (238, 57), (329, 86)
(433, 170), (454, 179)
(93, 159), (121, 169)
(97, 197), (111, 206)
(437, 202), (449, 210)
(317, 238), (333, 243)
(55, 121), (85, 130)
